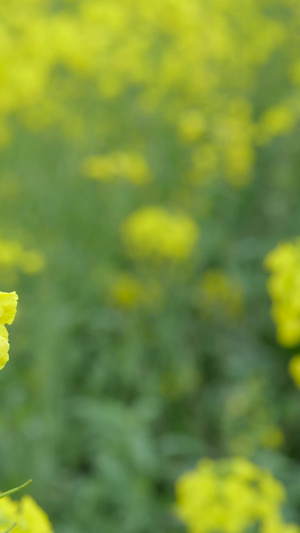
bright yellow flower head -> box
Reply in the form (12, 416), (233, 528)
(265, 239), (300, 347)
(0, 495), (53, 533)
(175, 457), (299, 533)
(0, 291), (18, 369)
(288, 355), (300, 388)
(122, 206), (199, 262)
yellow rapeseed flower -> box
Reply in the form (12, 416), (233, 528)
(109, 273), (161, 310)
(288, 355), (300, 388)
(0, 291), (18, 369)
(122, 206), (199, 262)
(256, 105), (295, 144)
(265, 239), (300, 347)
(0, 494), (53, 532)
(177, 110), (206, 143)
(175, 457), (299, 533)
(82, 151), (150, 185)
(0, 238), (45, 275)
(198, 269), (244, 321)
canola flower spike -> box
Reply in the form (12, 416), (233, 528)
(0, 495), (53, 533)
(0, 291), (18, 370)
(264, 239), (300, 347)
(122, 206), (199, 262)
(175, 457), (300, 533)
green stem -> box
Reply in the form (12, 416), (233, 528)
(0, 479), (32, 500)
(3, 524), (17, 532)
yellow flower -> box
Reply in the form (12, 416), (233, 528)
(109, 273), (161, 310)
(0, 495), (53, 533)
(175, 457), (299, 533)
(256, 105), (295, 144)
(261, 426), (284, 450)
(198, 269), (244, 321)
(20, 249), (46, 275)
(0, 291), (18, 326)
(0, 326), (10, 371)
(0, 238), (45, 276)
(265, 239), (300, 347)
(122, 206), (199, 262)
(82, 155), (116, 182)
(82, 151), (150, 185)
(0, 291), (18, 370)
(177, 110), (206, 143)
(288, 355), (300, 388)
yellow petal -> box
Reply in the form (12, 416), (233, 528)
(0, 291), (18, 325)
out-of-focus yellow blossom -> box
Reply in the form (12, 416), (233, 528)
(225, 380), (284, 454)
(216, 100), (255, 187)
(262, 516), (300, 533)
(198, 269), (244, 321)
(159, 366), (201, 400)
(83, 151), (150, 185)
(0, 0), (298, 188)
(0, 238), (45, 275)
(82, 156), (116, 182)
(261, 426), (285, 450)
(230, 427), (284, 456)
(177, 110), (206, 143)
(0, 495), (53, 533)
(288, 354), (300, 388)
(0, 291), (18, 369)
(175, 457), (299, 533)
(256, 105), (296, 144)
(189, 144), (218, 185)
(109, 273), (161, 310)
(265, 239), (300, 347)
(0, 240), (23, 270)
(223, 142), (254, 187)
(122, 206), (199, 262)
(20, 249), (46, 274)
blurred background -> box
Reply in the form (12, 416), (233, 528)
(1, 0), (300, 531)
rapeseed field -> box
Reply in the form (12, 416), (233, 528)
(1, 1), (300, 531)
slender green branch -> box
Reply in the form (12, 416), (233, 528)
(0, 479), (32, 500)
(3, 524), (17, 532)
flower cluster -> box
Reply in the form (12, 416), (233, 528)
(122, 206), (199, 262)
(82, 151), (150, 185)
(0, 495), (53, 533)
(288, 354), (300, 388)
(109, 273), (161, 310)
(0, 0), (298, 189)
(198, 269), (244, 322)
(264, 239), (300, 347)
(0, 291), (18, 370)
(0, 239), (45, 275)
(0, 291), (53, 531)
(175, 457), (299, 533)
